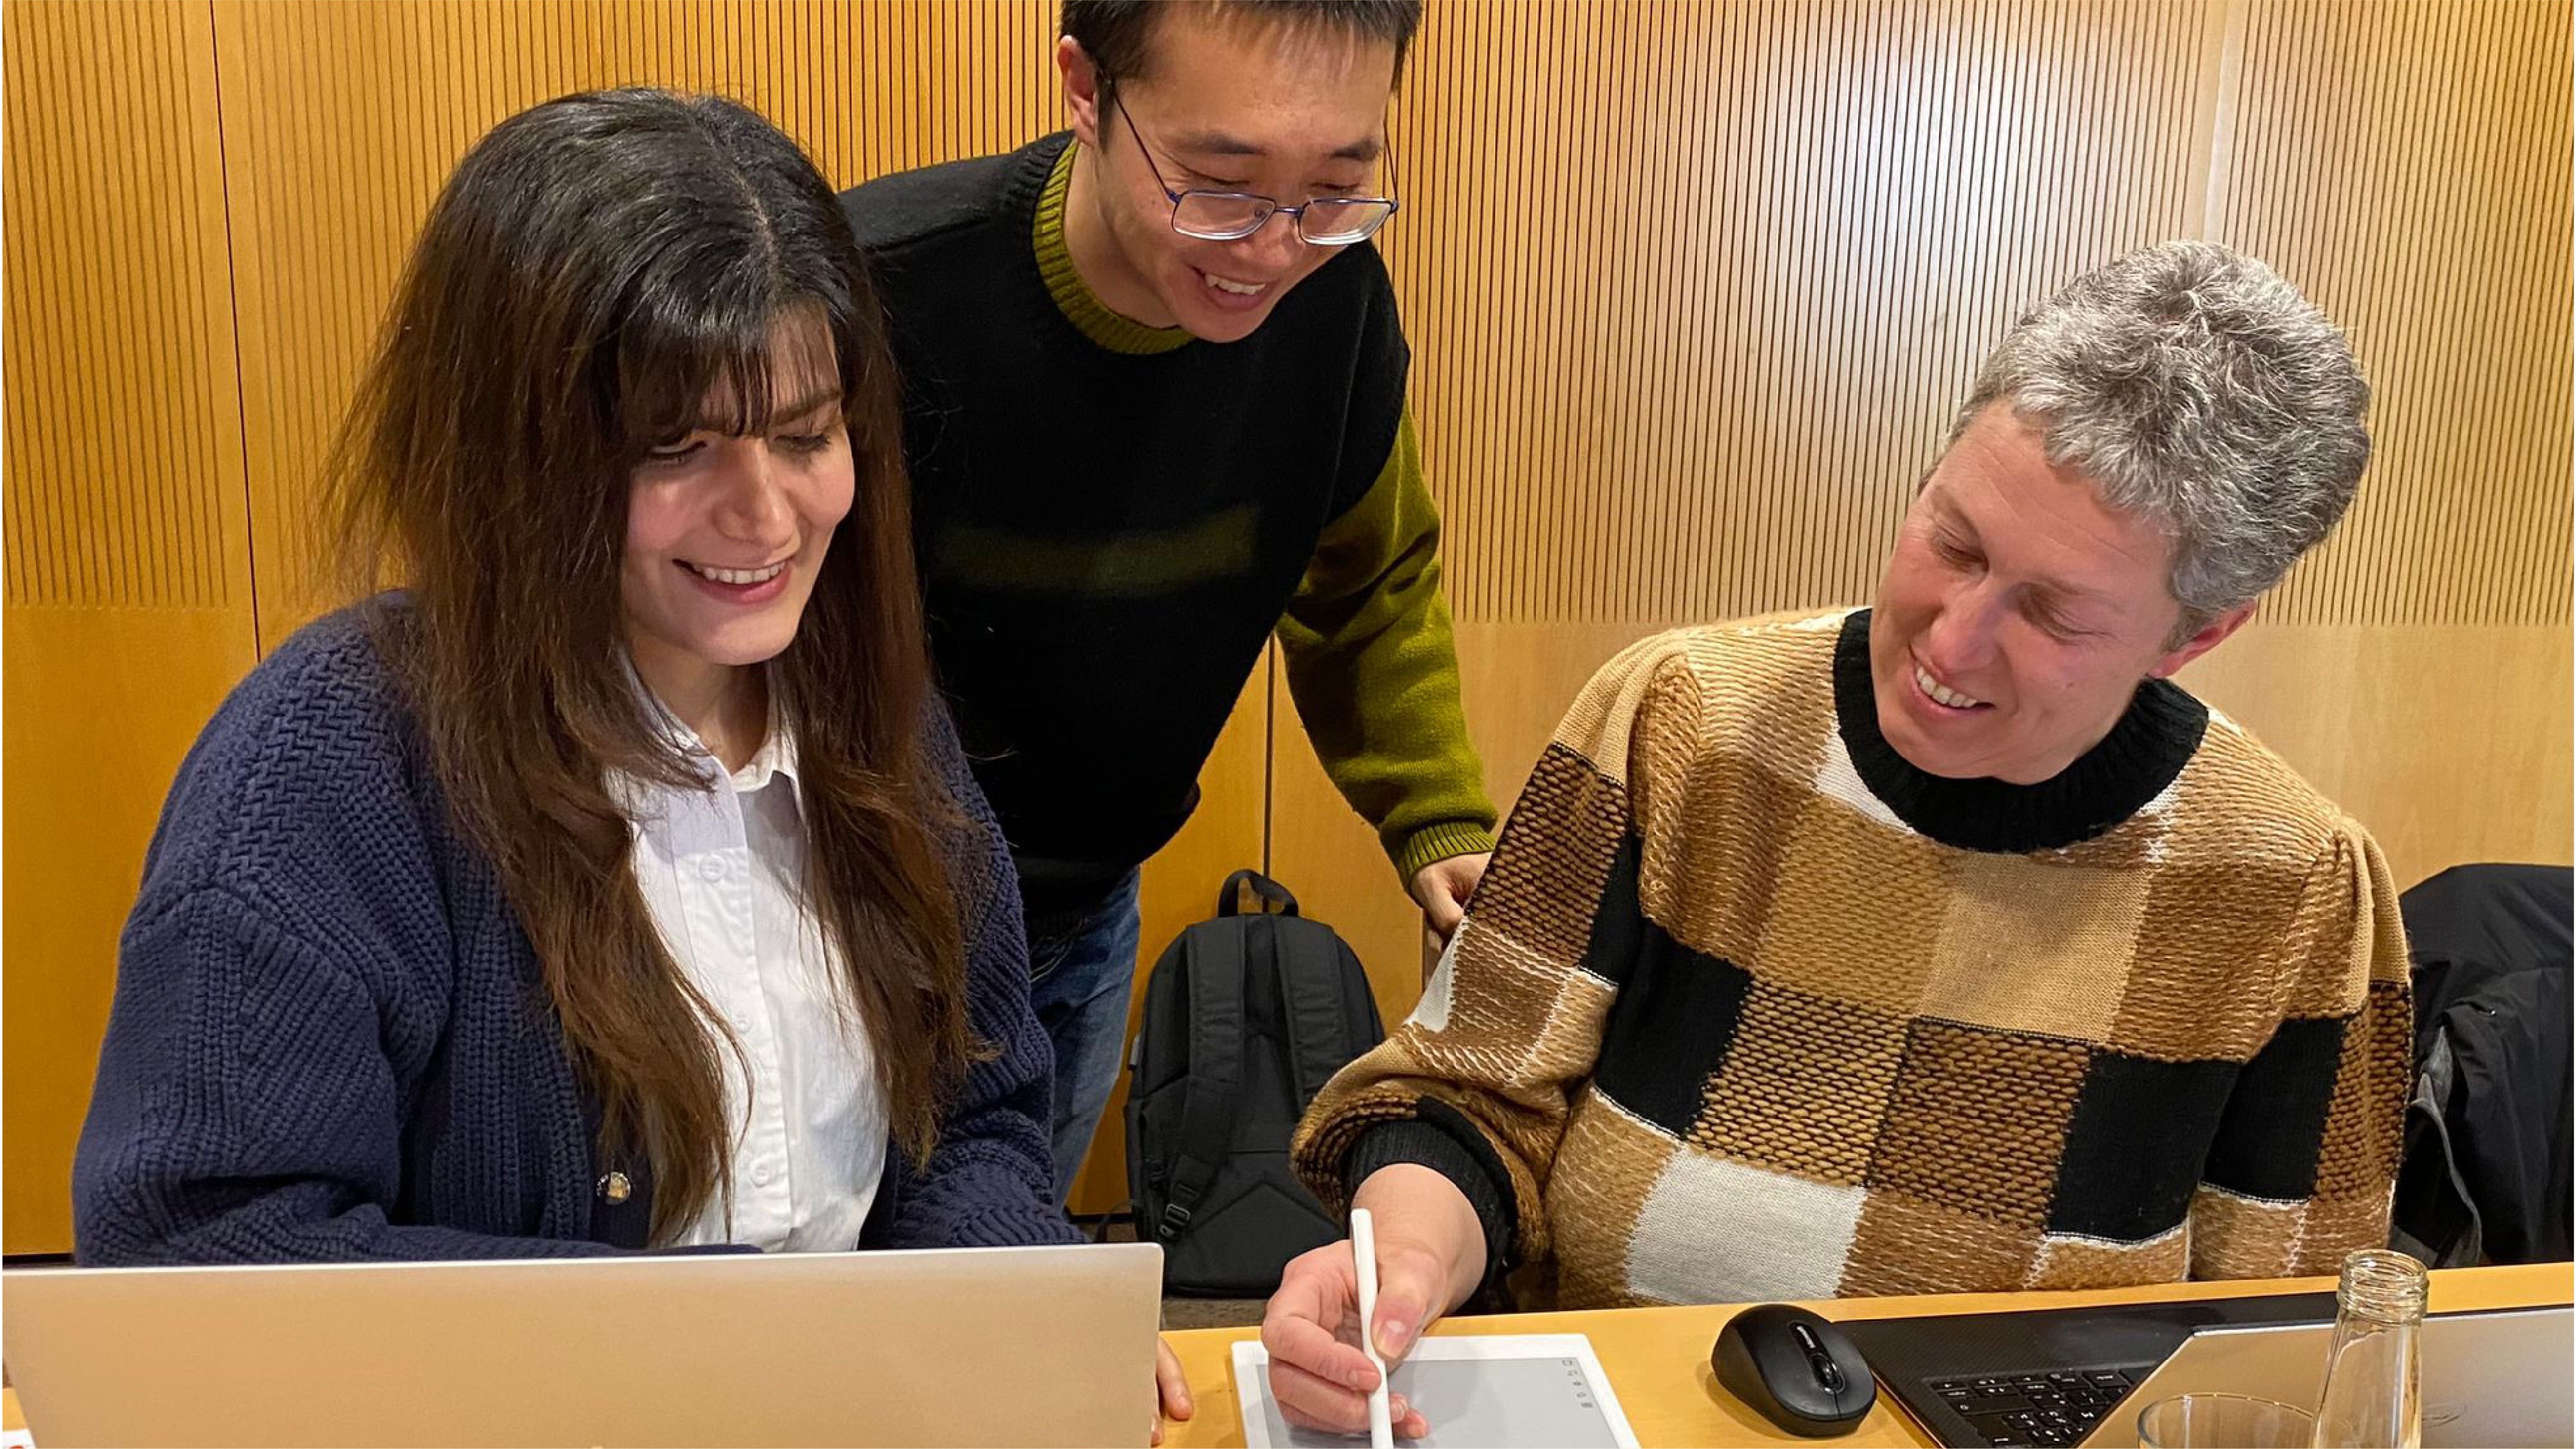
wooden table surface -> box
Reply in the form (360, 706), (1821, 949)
(1158, 1262), (2573, 1448)
(3, 1262), (2565, 1444)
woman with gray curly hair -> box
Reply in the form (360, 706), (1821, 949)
(1257, 241), (2411, 1441)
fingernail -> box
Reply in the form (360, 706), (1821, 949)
(1378, 1320), (1412, 1357)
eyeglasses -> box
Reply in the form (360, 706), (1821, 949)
(1110, 100), (1399, 247)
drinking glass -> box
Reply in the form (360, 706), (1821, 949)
(2134, 1392), (2317, 1448)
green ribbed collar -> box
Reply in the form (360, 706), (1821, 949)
(1033, 140), (1194, 356)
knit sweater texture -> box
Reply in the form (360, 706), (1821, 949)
(1295, 610), (2413, 1307)
(840, 134), (1496, 904)
(75, 603), (1079, 1263)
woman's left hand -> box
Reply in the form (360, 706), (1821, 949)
(1152, 1335), (1195, 1446)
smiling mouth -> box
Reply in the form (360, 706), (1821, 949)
(680, 559), (785, 586)
(1913, 660), (1990, 711)
(1199, 269), (1270, 297)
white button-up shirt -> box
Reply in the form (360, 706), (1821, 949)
(622, 713), (886, 1251)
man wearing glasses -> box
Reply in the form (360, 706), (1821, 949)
(840, 0), (1495, 1213)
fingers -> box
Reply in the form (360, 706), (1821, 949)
(1269, 1354), (1416, 1437)
(1261, 1243), (1373, 1382)
(1409, 862), (1468, 937)
(1367, 1267), (1420, 1364)
(1371, 1292), (1423, 1366)
(1415, 852), (1492, 940)
(1367, 1239), (1455, 1367)
(1262, 1300), (1377, 1392)
(1261, 1239), (1444, 1438)
(1268, 1242), (1352, 1327)
(1262, 1242), (1391, 1436)
(1154, 1336), (1194, 1421)
(1424, 888), (1466, 937)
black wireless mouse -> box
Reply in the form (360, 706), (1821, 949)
(1712, 1303), (1878, 1437)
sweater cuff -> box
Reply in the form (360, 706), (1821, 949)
(1342, 1114), (1515, 1284)
(1394, 821), (1500, 881)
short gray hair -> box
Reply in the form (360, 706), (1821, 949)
(1953, 240), (2372, 624)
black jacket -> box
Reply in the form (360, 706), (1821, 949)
(2391, 864), (2571, 1266)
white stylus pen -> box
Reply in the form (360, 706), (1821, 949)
(1350, 1207), (1395, 1449)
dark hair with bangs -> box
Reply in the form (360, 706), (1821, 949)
(326, 88), (974, 1243)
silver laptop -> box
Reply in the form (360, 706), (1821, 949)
(3, 1242), (1163, 1447)
(2077, 1304), (2573, 1448)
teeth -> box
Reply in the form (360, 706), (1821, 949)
(1203, 272), (1266, 296)
(687, 561), (784, 586)
(1915, 664), (1986, 709)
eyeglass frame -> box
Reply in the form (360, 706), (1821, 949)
(1105, 93), (1400, 247)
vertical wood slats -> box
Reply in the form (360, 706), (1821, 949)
(3, 0), (247, 609)
(1, 0), (267, 1255)
(1386, 0), (2567, 628)
(2221, 0), (2574, 628)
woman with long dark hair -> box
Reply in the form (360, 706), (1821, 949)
(74, 88), (1073, 1260)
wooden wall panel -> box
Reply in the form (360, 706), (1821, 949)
(3, 0), (259, 1253)
(2213, 0), (2572, 629)
(3, 3), (248, 614)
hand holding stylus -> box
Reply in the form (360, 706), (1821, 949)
(1259, 1165), (1490, 1439)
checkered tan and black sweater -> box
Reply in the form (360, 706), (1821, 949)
(1293, 608), (2412, 1309)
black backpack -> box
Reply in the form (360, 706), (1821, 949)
(1124, 870), (1386, 1295)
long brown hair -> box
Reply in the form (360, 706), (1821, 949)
(327, 88), (972, 1240)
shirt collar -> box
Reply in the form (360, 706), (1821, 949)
(619, 653), (795, 798)
(727, 717), (798, 796)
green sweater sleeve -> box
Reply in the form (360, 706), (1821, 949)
(1278, 402), (1500, 881)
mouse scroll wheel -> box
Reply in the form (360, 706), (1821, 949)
(1790, 1325), (1844, 1391)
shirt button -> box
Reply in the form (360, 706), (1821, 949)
(751, 1163), (776, 1188)
(697, 857), (727, 883)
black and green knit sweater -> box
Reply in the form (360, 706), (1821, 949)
(841, 133), (1496, 908)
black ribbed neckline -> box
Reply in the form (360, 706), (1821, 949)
(1830, 609), (2208, 854)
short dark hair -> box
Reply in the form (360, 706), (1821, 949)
(1062, 0), (1423, 108)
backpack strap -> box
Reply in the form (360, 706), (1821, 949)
(1272, 926), (1359, 1109)
(1158, 923), (1250, 1241)
(1218, 869), (1299, 919)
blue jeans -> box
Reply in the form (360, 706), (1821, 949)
(1022, 870), (1143, 1203)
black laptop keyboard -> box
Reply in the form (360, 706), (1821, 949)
(1925, 1365), (2153, 1446)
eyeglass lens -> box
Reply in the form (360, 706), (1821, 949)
(1171, 193), (1393, 244)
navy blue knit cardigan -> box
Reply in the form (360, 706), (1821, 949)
(74, 604), (1080, 1262)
